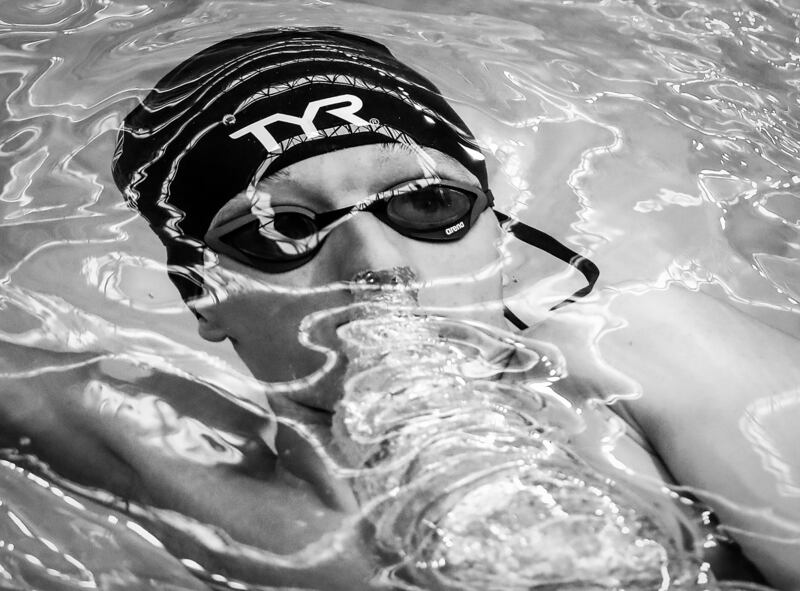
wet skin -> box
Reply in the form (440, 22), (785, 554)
(0, 142), (515, 591)
(194, 143), (506, 412)
(193, 140), (800, 590)
(186, 142), (702, 578)
(1, 142), (799, 589)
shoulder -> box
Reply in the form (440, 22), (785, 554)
(598, 285), (800, 588)
(520, 285), (800, 586)
(598, 284), (800, 429)
(520, 282), (800, 486)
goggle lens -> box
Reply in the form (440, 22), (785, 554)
(221, 217), (320, 263)
(274, 210), (318, 239)
(205, 180), (490, 273)
(203, 181), (601, 325)
(386, 185), (472, 231)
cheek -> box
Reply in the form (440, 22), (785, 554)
(411, 214), (504, 309)
(202, 212), (504, 380)
(419, 213), (501, 278)
(209, 291), (336, 382)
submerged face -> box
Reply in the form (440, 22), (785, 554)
(193, 143), (504, 404)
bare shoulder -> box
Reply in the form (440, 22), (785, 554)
(594, 284), (800, 485)
(598, 284), (800, 439)
(524, 285), (800, 587)
(597, 285), (800, 589)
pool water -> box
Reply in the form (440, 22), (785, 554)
(0, 0), (799, 589)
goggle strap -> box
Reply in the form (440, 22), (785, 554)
(503, 304), (529, 331)
(494, 210), (600, 331)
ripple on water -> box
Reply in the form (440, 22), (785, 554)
(0, 0), (799, 589)
(82, 252), (186, 313)
(0, 0), (88, 29)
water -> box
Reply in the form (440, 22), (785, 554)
(1, 0), (799, 590)
(332, 273), (698, 590)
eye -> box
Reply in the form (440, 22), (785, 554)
(386, 185), (472, 230)
(221, 213), (320, 261)
(272, 210), (318, 239)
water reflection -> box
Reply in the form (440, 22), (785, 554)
(330, 277), (699, 590)
(740, 389), (800, 498)
(0, 0), (799, 589)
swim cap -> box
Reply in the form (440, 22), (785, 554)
(112, 27), (489, 300)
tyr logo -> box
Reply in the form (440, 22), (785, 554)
(229, 94), (371, 151)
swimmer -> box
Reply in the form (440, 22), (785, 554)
(2, 28), (799, 591)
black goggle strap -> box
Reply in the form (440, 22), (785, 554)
(493, 210), (600, 331)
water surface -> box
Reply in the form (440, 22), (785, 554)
(1, 0), (799, 589)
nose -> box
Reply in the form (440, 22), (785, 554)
(318, 210), (414, 282)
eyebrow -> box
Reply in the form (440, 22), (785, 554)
(247, 143), (476, 207)
(262, 167), (291, 182)
(378, 142), (416, 154)
(376, 142), (435, 166)
(259, 143), (445, 184)
(208, 145), (479, 231)
(265, 143), (416, 176)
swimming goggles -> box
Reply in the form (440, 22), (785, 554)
(204, 177), (598, 329)
(204, 178), (490, 274)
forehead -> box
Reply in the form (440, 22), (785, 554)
(211, 143), (481, 224)
(263, 143), (478, 194)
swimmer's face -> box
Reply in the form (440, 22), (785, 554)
(194, 143), (504, 404)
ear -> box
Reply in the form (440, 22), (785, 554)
(195, 310), (228, 342)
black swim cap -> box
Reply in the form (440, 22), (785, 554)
(112, 27), (489, 300)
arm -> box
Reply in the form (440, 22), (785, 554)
(0, 345), (377, 590)
(599, 285), (800, 590)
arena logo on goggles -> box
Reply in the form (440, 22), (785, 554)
(229, 94), (371, 151)
(445, 221), (465, 235)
